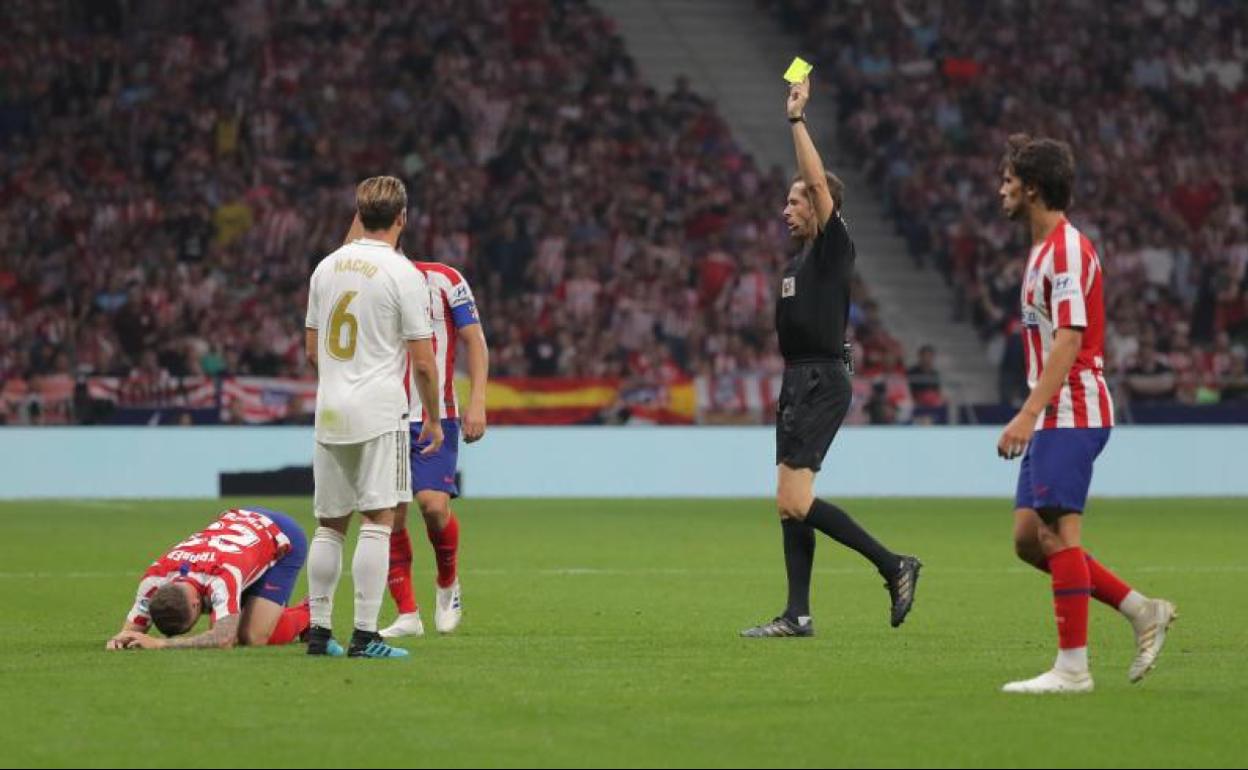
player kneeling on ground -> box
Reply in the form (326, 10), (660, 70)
(105, 506), (315, 652)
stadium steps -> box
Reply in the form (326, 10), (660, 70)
(595, 0), (999, 405)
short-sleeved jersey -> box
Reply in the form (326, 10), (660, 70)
(126, 509), (292, 629)
(306, 238), (433, 444)
(409, 262), (481, 422)
(1020, 216), (1114, 430)
(776, 213), (855, 365)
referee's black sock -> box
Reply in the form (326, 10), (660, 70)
(804, 499), (900, 578)
(781, 518), (815, 620)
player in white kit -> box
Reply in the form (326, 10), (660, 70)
(303, 176), (444, 659)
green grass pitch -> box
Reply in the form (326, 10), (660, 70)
(1, 498), (1245, 768)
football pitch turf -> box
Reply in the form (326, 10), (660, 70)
(1, 497), (1245, 768)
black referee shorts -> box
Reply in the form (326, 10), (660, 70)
(776, 361), (852, 472)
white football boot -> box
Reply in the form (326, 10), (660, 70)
(379, 611), (426, 639)
(1002, 668), (1094, 694)
(1129, 599), (1178, 683)
(435, 580), (462, 634)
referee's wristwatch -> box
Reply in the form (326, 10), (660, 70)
(788, 114), (806, 124)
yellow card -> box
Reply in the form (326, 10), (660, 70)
(783, 57), (813, 83)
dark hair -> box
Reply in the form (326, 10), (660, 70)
(1002, 134), (1074, 211)
(791, 171), (846, 213)
(356, 175), (408, 231)
(149, 583), (195, 636)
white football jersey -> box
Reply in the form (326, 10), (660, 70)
(306, 238), (432, 444)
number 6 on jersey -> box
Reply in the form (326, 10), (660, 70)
(327, 291), (358, 361)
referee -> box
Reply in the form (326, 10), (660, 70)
(741, 75), (921, 638)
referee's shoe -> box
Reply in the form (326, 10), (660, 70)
(885, 556), (922, 628)
(740, 615), (814, 638)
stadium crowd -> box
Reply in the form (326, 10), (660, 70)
(1, 0), (940, 427)
(766, 0), (1248, 406)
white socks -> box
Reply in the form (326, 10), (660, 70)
(352, 522), (393, 633)
(1119, 590), (1149, 624)
(1056, 646), (1089, 674)
(308, 527), (345, 629)
(1048, 590), (1150, 675)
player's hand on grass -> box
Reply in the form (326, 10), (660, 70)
(464, 403), (487, 443)
(113, 631), (166, 650)
(997, 410), (1037, 460)
(418, 420), (444, 456)
(787, 76), (810, 119)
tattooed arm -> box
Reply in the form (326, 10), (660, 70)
(115, 615), (240, 650)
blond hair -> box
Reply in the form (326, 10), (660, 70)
(356, 176), (407, 231)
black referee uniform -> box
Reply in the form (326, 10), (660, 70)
(741, 206), (920, 638)
(775, 211), (854, 471)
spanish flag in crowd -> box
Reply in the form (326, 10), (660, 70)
(458, 377), (696, 425)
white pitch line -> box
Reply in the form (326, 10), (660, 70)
(26, 501), (142, 511)
(2, 565), (1246, 581)
(499, 565), (1248, 576)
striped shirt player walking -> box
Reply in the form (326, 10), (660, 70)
(995, 134), (1177, 694)
(337, 212), (491, 640)
(381, 261), (490, 639)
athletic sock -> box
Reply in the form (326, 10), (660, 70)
(1084, 553), (1134, 611)
(781, 518), (815, 621)
(804, 499), (900, 577)
(353, 522), (392, 633)
(267, 601), (311, 645)
(427, 512), (460, 589)
(1026, 551), (1141, 615)
(1048, 546), (1091, 671)
(307, 527), (345, 629)
(388, 528), (418, 614)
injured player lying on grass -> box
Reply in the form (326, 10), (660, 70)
(105, 506), (322, 652)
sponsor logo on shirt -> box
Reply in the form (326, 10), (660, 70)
(782, 277), (796, 298)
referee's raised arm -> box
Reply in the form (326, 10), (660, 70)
(786, 76), (835, 229)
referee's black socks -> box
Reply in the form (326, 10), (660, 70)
(781, 518), (815, 620)
(804, 499), (900, 578)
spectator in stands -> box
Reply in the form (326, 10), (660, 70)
(1124, 341), (1178, 403)
(907, 345), (945, 408)
(767, 0), (1248, 410)
(1, 0), (892, 424)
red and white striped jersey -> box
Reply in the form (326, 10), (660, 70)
(126, 509), (292, 629)
(1020, 217), (1115, 430)
(409, 262), (481, 423)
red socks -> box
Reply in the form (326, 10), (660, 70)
(1047, 547), (1091, 650)
(267, 600), (310, 645)
(1031, 551), (1133, 609)
(1085, 554), (1131, 608)
(386, 513), (460, 612)
(428, 513), (459, 589)
(388, 528), (418, 614)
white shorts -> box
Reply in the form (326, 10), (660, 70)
(313, 430), (412, 519)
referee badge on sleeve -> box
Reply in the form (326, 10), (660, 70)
(782, 277), (796, 298)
